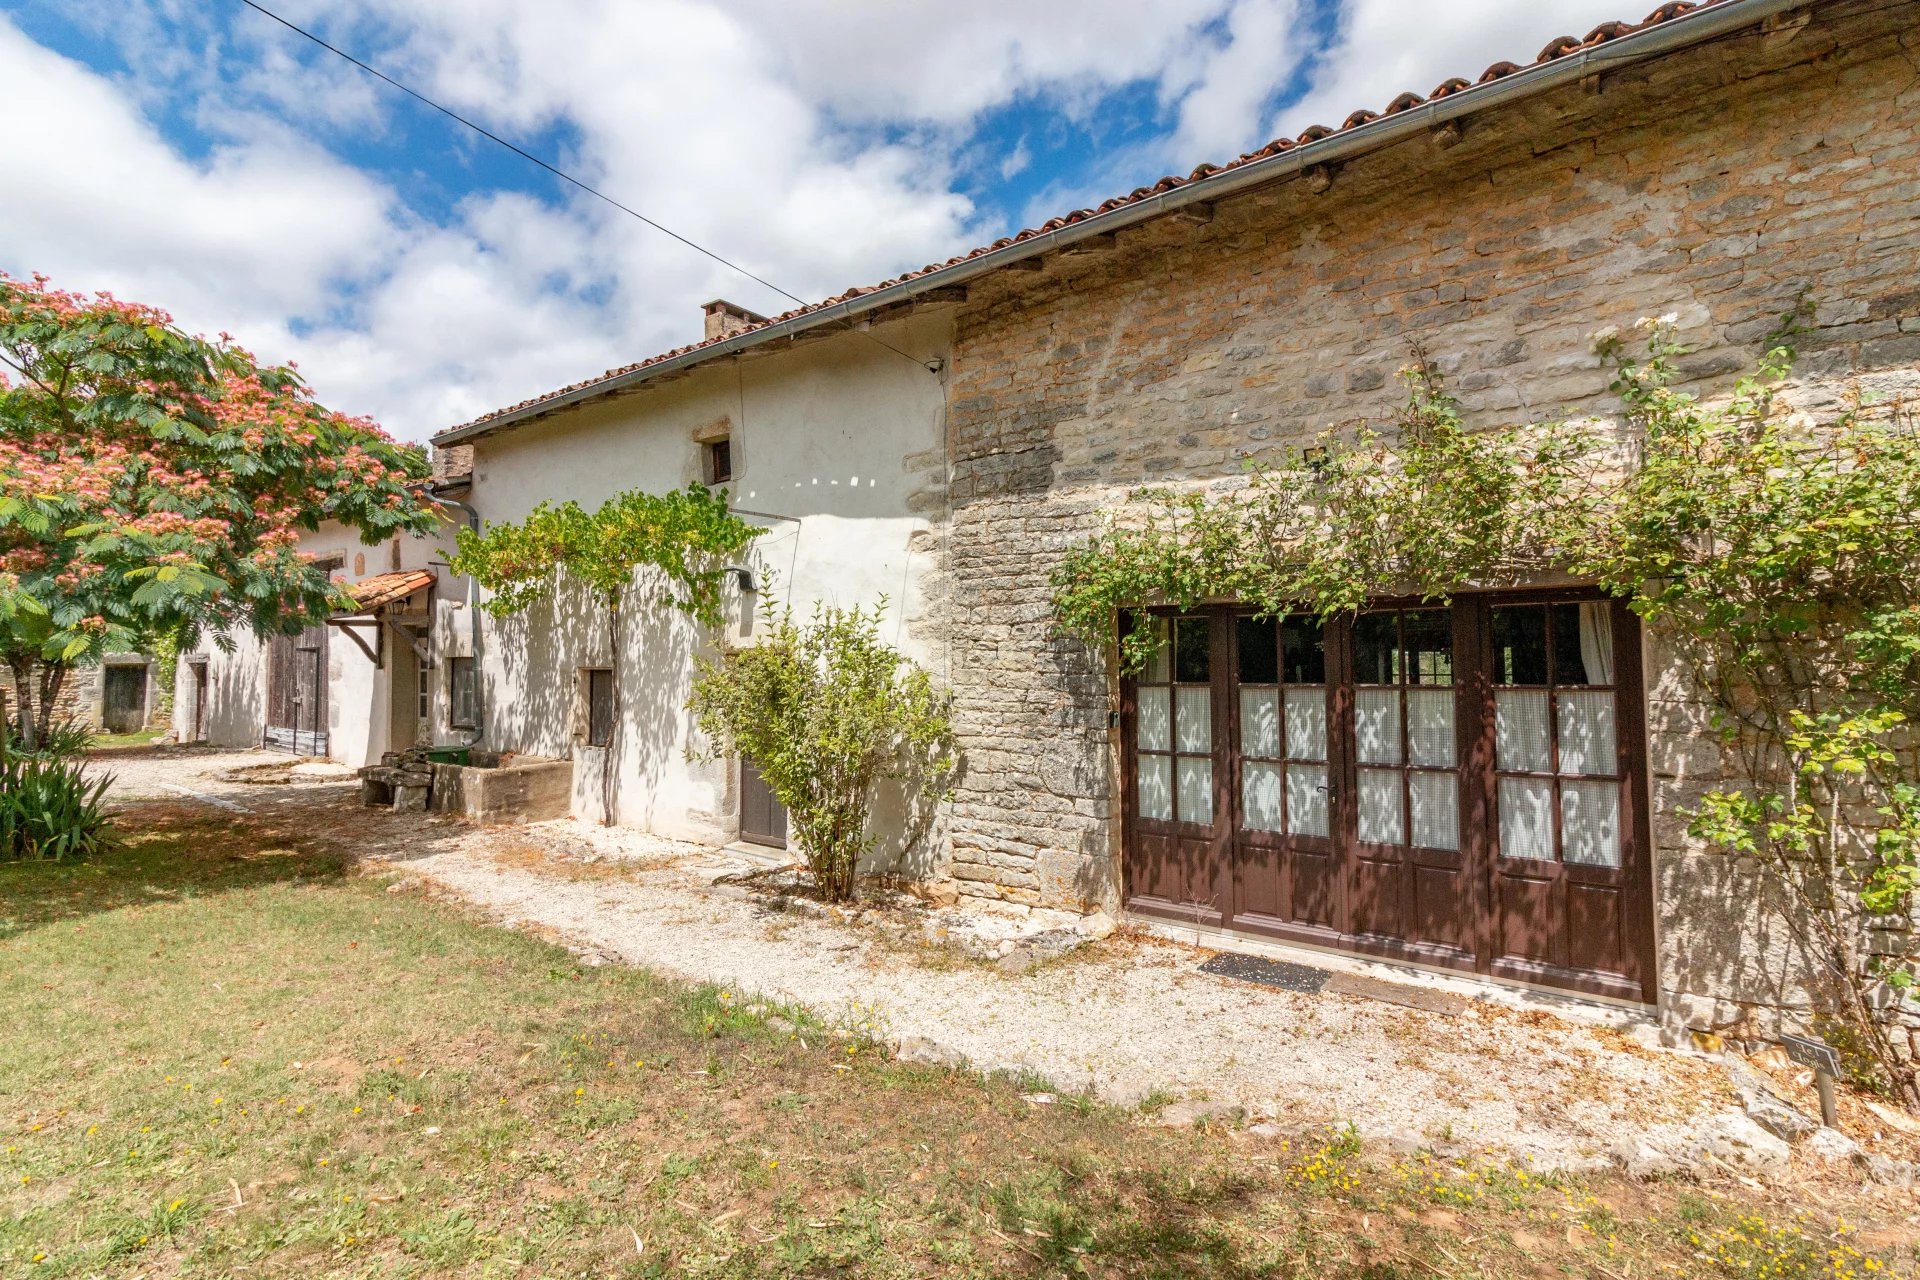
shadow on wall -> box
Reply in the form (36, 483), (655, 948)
(1656, 841), (1829, 1037)
(205, 651), (264, 750)
(485, 577), (711, 833)
(862, 753), (964, 881)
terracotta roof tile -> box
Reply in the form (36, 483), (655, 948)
(341, 570), (434, 613)
(438, 0), (1725, 441)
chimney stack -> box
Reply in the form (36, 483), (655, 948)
(703, 298), (770, 342)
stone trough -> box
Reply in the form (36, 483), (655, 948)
(358, 749), (571, 824)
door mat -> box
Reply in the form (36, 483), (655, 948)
(1198, 952), (1331, 993)
(1323, 971), (1469, 1016)
(1198, 953), (1471, 1015)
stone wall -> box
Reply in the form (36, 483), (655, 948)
(0, 662), (92, 732)
(0, 658), (167, 736)
(940, 0), (1920, 1036)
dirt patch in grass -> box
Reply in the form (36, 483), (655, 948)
(2, 802), (1916, 1278)
(486, 838), (682, 881)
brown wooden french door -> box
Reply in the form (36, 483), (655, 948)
(1120, 591), (1654, 1002)
(1122, 615), (1230, 925)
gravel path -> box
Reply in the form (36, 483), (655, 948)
(107, 750), (1736, 1171)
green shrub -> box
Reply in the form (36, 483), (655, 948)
(28, 718), (97, 761)
(0, 723), (115, 862)
(688, 601), (955, 902)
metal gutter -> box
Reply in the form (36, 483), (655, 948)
(433, 0), (1813, 447)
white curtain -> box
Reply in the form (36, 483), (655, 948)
(1556, 690), (1618, 776)
(1285, 688), (1327, 761)
(1287, 763), (1330, 837)
(1355, 689), (1402, 764)
(1138, 754), (1172, 821)
(1175, 686), (1212, 753)
(1495, 689), (1552, 772)
(1499, 777), (1556, 861)
(1358, 767), (1404, 844)
(1562, 779), (1622, 867)
(1243, 761), (1283, 832)
(1409, 772), (1460, 850)
(1406, 689), (1456, 768)
(1240, 688), (1280, 758)
(1137, 687), (1170, 752)
(1578, 603), (1614, 685)
(1177, 757), (1214, 825)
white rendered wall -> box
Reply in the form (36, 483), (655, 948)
(177, 515), (467, 767)
(464, 311), (951, 865)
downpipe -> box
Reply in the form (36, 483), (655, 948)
(432, 493), (486, 750)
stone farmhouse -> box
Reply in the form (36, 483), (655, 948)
(196, 0), (1919, 1044)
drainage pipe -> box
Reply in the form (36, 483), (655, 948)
(431, 493), (486, 750)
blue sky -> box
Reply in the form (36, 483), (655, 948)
(0, 0), (1630, 440)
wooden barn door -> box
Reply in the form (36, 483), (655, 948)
(266, 621), (330, 755)
(1224, 613), (1340, 938)
(1336, 606), (1479, 968)
(1476, 596), (1653, 1001)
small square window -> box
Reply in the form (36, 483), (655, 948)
(583, 668), (615, 747)
(448, 657), (477, 729)
(705, 438), (733, 484)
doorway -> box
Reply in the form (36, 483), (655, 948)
(1121, 591), (1654, 1002)
(188, 660), (209, 742)
(739, 757), (788, 849)
(266, 622), (330, 755)
(102, 664), (149, 735)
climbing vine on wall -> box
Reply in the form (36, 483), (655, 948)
(450, 484), (761, 822)
(1052, 320), (1920, 1106)
(1050, 342), (1611, 672)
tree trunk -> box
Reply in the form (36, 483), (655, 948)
(6, 654), (38, 750)
(36, 661), (66, 744)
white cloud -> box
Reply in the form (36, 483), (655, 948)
(1273, 0), (1638, 138)
(0, 1), (1652, 441)
(0, 19), (396, 321)
(1163, 0), (1309, 164)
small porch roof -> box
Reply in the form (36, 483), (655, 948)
(337, 569), (435, 615)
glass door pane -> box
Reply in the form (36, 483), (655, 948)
(1346, 608), (1457, 852)
(1238, 614), (1327, 841)
(1134, 616), (1177, 823)
(1490, 601), (1623, 868)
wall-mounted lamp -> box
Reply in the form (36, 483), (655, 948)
(728, 566), (758, 593)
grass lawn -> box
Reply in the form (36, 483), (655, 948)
(1, 803), (1914, 1278)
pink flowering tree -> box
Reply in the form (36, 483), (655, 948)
(0, 273), (436, 747)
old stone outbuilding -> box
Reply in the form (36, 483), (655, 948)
(398, 0), (1920, 1042)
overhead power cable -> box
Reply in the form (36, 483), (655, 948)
(234, 0), (937, 373)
